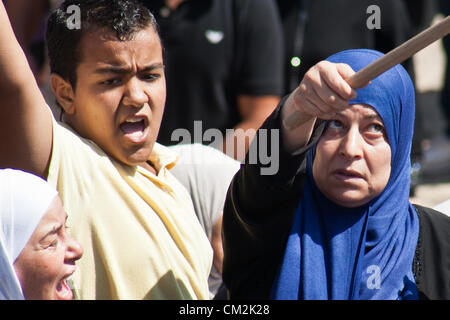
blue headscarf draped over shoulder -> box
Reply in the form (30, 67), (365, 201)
(271, 49), (420, 300)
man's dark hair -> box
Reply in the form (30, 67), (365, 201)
(46, 0), (159, 90)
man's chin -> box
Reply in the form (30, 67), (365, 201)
(121, 147), (153, 167)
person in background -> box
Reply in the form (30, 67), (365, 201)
(142, 0), (284, 160)
(434, 199), (450, 217)
(3, 0), (64, 117)
(2, 0), (49, 86)
(169, 143), (240, 299)
(222, 49), (450, 300)
(439, 0), (450, 139)
(0, 0), (212, 299)
(0, 168), (83, 300)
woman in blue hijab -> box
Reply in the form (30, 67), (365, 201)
(222, 49), (450, 300)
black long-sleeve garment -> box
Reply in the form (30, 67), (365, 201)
(222, 101), (450, 300)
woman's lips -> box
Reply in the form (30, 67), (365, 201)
(56, 278), (73, 300)
(333, 169), (364, 181)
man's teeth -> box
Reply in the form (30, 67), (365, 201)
(130, 131), (143, 138)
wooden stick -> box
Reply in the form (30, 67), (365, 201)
(284, 15), (450, 130)
(348, 15), (450, 88)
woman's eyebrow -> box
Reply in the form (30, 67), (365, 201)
(38, 224), (63, 244)
(44, 225), (63, 238)
(364, 114), (383, 121)
(40, 215), (68, 241)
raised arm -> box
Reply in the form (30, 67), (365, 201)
(0, 2), (53, 178)
(281, 61), (357, 152)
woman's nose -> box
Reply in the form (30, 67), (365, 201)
(339, 127), (363, 159)
(65, 234), (83, 262)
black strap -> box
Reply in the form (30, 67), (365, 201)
(288, 0), (311, 92)
(231, 0), (243, 89)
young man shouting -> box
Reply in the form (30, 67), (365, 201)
(0, 0), (212, 299)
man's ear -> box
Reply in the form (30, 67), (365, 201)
(50, 74), (76, 115)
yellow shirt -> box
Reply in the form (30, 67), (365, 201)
(47, 116), (212, 299)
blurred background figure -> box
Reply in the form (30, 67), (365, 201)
(415, 0), (450, 182)
(434, 198), (450, 216)
(275, 0), (412, 93)
(169, 143), (240, 299)
(2, 0), (49, 86)
(3, 0), (63, 118)
(439, 0), (450, 142)
(141, 0), (284, 161)
(274, 0), (450, 194)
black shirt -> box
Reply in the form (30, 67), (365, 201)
(276, 0), (413, 93)
(142, 0), (284, 145)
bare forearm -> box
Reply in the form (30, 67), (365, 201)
(222, 95), (279, 160)
(221, 119), (258, 161)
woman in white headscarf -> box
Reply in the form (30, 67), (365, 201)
(0, 168), (83, 300)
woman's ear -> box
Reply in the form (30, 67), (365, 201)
(50, 74), (76, 115)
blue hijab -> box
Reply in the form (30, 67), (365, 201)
(271, 49), (420, 300)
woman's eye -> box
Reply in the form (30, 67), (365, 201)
(328, 120), (343, 129)
(47, 240), (58, 248)
(368, 123), (384, 134)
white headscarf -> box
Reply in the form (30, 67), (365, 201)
(0, 169), (58, 300)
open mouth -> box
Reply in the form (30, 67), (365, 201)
(56, 277), (73, 300)
(119, 118), (148, 143)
